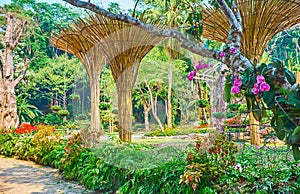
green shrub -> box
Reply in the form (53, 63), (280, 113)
(57, 109), (69, 117)
(0, 129), (299, 193)
(50, 105), (62, 112)
(41, 113), (63, 125)
(40, 145), (66, 168)
(180, 134), (238, 192)
(0, 132), (19, 156)
(217, 146), (300, 193)
(31, 125), (61, 163)
(144, 127), (213, 137)
(14, 137), (36, 161)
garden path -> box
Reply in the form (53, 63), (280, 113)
(0, 156), (97, 194)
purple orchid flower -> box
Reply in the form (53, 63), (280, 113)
(231, 86), (240, 94)
(260, 82), (270, 91)
(256, 75), (265, 84)
(219, 52), (225, 59)
(230, 48), (237, 55)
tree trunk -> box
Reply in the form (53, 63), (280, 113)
(81, 82), (85, 114)
(137, 87), (151, 131)
(0, 14), (27, 129)
(196, 79), (208, 123)
(0, 61), (19, 129)
(144, 106), (151, 131)
(167, 57), (173, 129)
(116, 70), (133, 142)
(147, 83), (164, 131)
(250, 112), (260, 145)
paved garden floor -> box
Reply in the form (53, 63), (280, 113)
(0, 156), (97, 194)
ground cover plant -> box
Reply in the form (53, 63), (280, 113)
(1, 128), (299, 193)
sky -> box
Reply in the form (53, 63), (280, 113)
(0, 0), (135, 10)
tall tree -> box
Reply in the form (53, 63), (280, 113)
(135, 47), (188, 130)
(0, 13), (29, 128)
(143, 0), (193, 129)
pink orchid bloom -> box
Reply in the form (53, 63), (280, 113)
(192, 70), (197, 76)
(197, 60), (203, 65)
(234, 76), (241, 82)
(203, 63), (209, 69)
(234, 80), (242, 87)
(198, 64), (204, 70)
(256, 75), (265, 84)
(254, 83), (259, 89)
(260, 82), (270, 91)
(253, 87), (260, 95)
(187, 75), (194, 81)
(230, 48), (237, 55)
(231, 86), (240, 94)
(219, 52), (225, 59)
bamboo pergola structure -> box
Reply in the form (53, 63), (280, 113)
(51, 28), (105, 146)
(201, 0), (300, 145)
(53, 14), (163, 142)
(202, 0), (300, 63)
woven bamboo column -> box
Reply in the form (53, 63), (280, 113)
(201, 0), (300, 145)
(51, 31), (105, 146)
(75, 14), (163, 142)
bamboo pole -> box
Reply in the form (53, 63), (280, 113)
(51, 32), (105, 146)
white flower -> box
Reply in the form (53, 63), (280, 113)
(235, 163), (242, 173)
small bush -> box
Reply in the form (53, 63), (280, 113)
(50, 105), (62, 112)
(57, 109), (69, 117)
(31, 125), (60, 162)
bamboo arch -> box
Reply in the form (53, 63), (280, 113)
(202, 0), (300, 63)
(53, 14), (163, 142)
(77, 14), (163, 142)
(51, 28), (105, 146)
(201, 0), (300, 145)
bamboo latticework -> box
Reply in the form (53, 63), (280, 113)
(51, 27), (105, 147)
(73, 14), (163, 82)
(202, 0), (300, 62)
(202, 0), (300, 145)
(53, 14), (163, 142)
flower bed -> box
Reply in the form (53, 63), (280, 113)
(0, 129), (299, 193)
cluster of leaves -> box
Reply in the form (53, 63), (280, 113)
(144, 127), (212, 137)
(224, 117), (242, 125)
(180, 134), (238, 191)
(218, 146), (300, 193)
(31, 125), (59, 161)
(196, 99), (209, 107)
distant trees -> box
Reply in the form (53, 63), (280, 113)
(0, 0), (81, 127)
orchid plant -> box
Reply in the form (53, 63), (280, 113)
(187, 49), (300, 160)
(187, 60), (213, 81)
(225, 59), (300, 160)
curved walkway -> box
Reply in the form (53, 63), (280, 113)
(0, 156), (97, 194)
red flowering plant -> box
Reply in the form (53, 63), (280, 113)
(14, 123), (38, 134)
